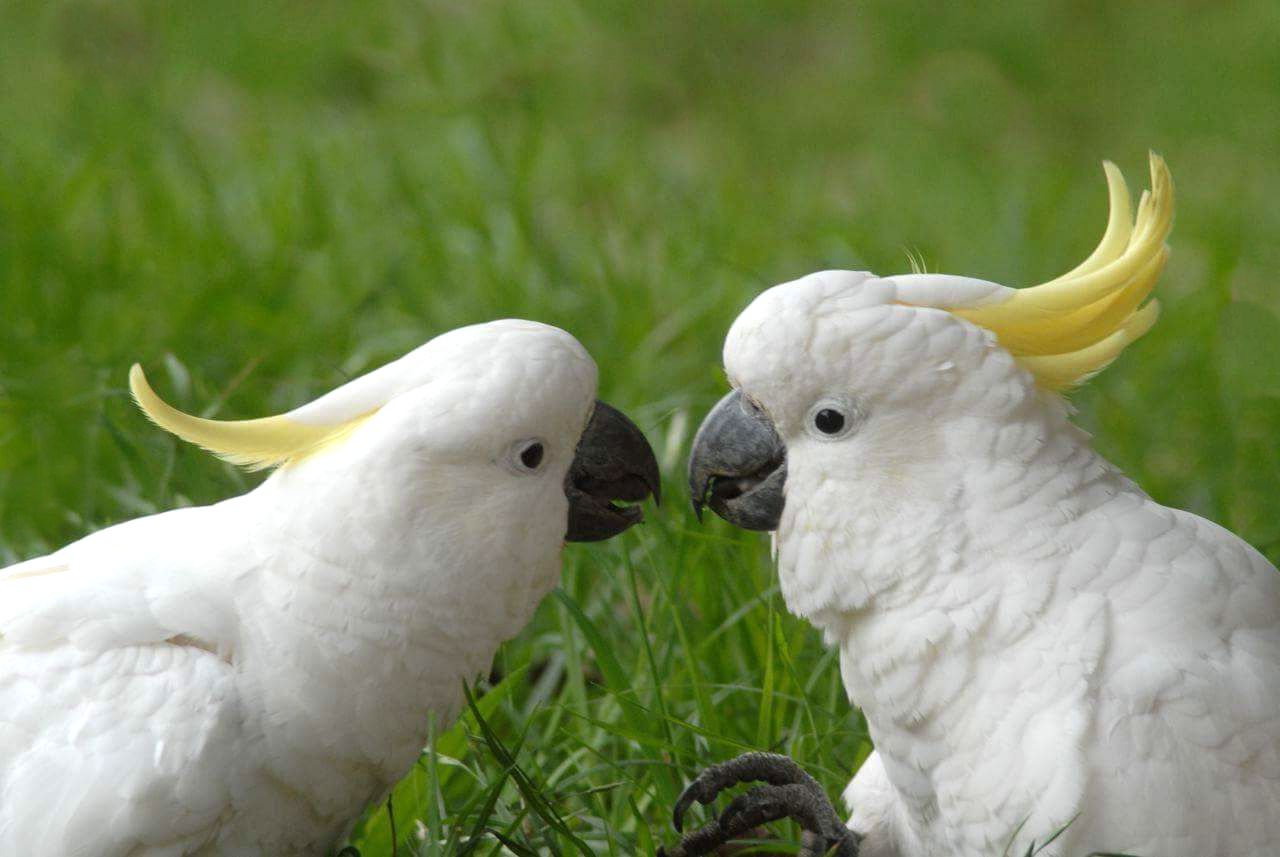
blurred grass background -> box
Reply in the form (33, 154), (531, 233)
(1, 0), (1278, 853)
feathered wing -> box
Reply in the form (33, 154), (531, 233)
(837, 498), (1280, 857)
(0, 511), (244, 857)
(1072, 502), (1280, 856)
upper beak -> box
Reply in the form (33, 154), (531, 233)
(687, 389), (786, 531)
(565, 400), (661, 542)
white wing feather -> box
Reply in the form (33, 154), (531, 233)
(0, 509), (243, 857)
(1072, 504), (1280, 855)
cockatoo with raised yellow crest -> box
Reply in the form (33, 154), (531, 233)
(666, 154), (1280, 857)
(0, 319), (659, 856)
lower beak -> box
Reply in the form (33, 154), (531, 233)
(565, 401), (661, 542)
(687, 389), (786, 531)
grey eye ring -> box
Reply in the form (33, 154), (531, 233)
(507, 438), (548, 474)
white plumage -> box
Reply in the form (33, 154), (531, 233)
(0, 320), (610, 856)
(711, 158), (1280, 855)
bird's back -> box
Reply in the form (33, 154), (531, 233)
(0, 493), (503, 856)
(1071, 500), (1280, 856)
(0, 508), (248, 856)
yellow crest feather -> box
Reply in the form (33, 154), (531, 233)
(129, 365), (372, 470)
(954, 152), (1173, 390)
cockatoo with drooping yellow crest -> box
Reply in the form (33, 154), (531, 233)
(667, 154), (1280, 857)
(0, 319), (659, 856)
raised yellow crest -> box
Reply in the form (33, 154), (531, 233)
(955, 152), (1173, 390)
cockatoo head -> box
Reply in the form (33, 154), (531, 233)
(131, 319), (660, 550)
(689, 155), (1172, 551)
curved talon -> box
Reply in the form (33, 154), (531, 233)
(672, 776), (714, 832)
(671, 783), (695, 832)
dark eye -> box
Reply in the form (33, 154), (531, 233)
(520, 442), (545, 469)
(813, 408), (845, 435)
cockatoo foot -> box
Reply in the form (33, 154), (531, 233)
(659, 751), (859, 856)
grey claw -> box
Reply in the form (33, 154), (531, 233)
(672, 776), (715, 832)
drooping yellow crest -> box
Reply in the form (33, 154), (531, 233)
(954, 152), (1173, 390)
(129, 365), (372, 470)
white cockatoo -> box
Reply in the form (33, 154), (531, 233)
(668, 154), (1280, 857)
(0, 319), (659, 857)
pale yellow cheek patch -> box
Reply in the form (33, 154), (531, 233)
(130, 365), (374, 470)
(954, 152), (1174, 391)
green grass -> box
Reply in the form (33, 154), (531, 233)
(2, 1), (1278, 853)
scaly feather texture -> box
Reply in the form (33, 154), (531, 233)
(0, 320), (600, 856)
(720, 206), (1278, 854)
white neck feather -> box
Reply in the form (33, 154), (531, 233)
(777, 381), (1138, 834)
(218, 450), (563, 829)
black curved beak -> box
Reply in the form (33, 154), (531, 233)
(565, 400), (661, 542)
(687, 389), (786, 531)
